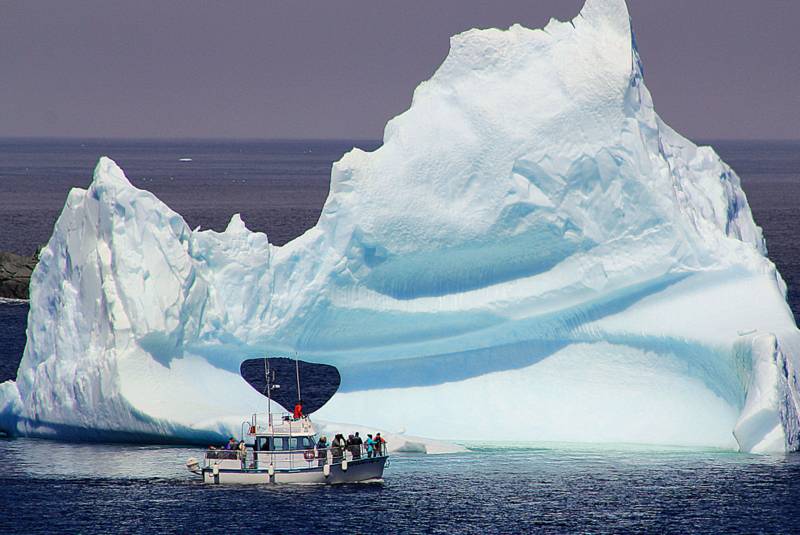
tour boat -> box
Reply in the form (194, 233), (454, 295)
(185, 357), (388, 484)
(185, 413), (387, 484)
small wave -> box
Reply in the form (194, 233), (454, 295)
(0, 297), (28, 305)
(460, 440), (736, 455)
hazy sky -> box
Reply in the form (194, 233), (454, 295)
(2, 1), (798, 140)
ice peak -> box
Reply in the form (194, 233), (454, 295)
(91, 156), (132, 190)
(578, 0), (631, 34)
(225, 213), (248, 234)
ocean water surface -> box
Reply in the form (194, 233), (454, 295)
(0, 438), (798, 534)
(1, 139), (799, 533)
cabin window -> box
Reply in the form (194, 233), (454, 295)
(288, 437), (315, 450)
(256, 436), (313, 451)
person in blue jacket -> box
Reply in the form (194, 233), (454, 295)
(365, 434), (376, 458)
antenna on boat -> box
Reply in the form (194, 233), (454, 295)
(295, 352), (302, 404)
(263, 357), (280, 414)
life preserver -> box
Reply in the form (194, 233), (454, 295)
(304, 449), (315, 461)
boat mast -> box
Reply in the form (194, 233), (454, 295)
(295, 352), (302, 404)
(264, 357), (272, 417)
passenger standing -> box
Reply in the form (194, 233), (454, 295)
(365, 434), (376, 458)
(238, 440), (248, 467)
(316, 436), (328, 467)
(331, 434), (346, 463)
(293, 399), (304, 420)
(353, 432), (363, 459)
(375, 433), (386, 456)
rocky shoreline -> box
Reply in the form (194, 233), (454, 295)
(0, 251), (37, 300)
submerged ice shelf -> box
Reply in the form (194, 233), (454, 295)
(2, 0), (799, 452)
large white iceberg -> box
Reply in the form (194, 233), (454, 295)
(2, 0), (799, 452)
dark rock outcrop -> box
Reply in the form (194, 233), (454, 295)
(0, 251), (37, 299)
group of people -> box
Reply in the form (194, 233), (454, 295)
(207, 437), (248, 461)
(207, 421), (388, 469)
(314, 432), (386, 466)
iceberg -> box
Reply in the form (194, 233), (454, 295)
(1, 0), (799, 452)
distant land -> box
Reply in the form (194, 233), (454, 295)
(0, 251), (37, 299)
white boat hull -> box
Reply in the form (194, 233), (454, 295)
(199, 456), (387, 485)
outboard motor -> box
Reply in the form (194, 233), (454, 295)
(185, 457), (201, 474)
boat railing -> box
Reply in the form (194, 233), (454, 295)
(260, 444), (386, 470)
(205, 449), (241, 460)
(245, 412), (315, 436)
(204, 443), (387, 470)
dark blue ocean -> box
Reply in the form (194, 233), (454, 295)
(1, 139), (799, 534)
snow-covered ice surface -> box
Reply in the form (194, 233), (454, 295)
(2, 0), (799, 453)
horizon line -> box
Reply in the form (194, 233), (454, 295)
(0, 135), (799, 144)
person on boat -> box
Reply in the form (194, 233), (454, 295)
(365, 434), (376, 458)
(374, 433), (386, 456)
(352, 432), (363, 459)
(293, 400), (304, 420)
(331, 434), (346, 463)
(346, 434), (360, 460)
(224, 437), (237, 450)
(238, 440), (248, 467)
(316, 436), (328, 467)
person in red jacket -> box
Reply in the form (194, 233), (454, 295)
(374, 433), (386, 455)
(293, 400), (304, 419)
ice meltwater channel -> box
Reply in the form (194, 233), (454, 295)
(1, 0), (798, 453)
